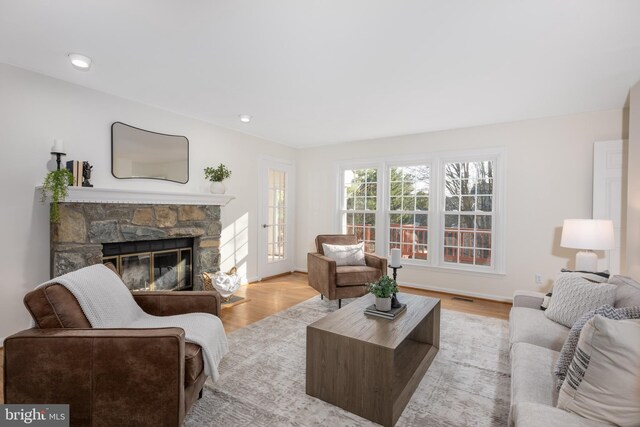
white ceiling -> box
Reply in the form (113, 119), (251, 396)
(1, 1), (639, 147)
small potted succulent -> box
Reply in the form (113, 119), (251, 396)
(367, 275), (399, 312)
(204, 164), (232, 194)
(41, 168), (73, 223)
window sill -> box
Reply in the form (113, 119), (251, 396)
(392, 259), (506, 277)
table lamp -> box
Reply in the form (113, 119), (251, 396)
(560, 219), (614, 272)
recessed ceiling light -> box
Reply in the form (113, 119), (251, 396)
(238, 114), (252, 123)
(68, 53), (92, 71)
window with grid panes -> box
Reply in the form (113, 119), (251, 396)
(388, 165), (430, 261)
(342, 168), (377, 252)
(443, 160), (493, 267)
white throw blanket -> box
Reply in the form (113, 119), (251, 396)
(37, 264), (228, 381)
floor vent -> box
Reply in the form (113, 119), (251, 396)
(452, 296), (474, 303)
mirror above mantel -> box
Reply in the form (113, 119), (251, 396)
(111, 122), (189, 184)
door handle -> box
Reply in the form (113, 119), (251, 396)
(262, 224), (270, 228)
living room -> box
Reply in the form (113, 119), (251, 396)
(1, 1), (640, 426)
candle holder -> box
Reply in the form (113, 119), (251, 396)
(51, 151), (67, 171)
(389, 264), (402, 281)
(388, 264), (403, 308)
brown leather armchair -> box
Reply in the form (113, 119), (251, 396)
(307, 234), (387, 308)
(3, 278), (222, 427)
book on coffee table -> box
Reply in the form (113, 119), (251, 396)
(364, 303), (407, 319)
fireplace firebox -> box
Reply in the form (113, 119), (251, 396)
(102, 238), (194, 291)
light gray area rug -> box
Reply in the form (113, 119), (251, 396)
(185, 295), (510, 426)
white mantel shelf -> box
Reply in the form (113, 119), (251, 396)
(36, 186), (234, 206)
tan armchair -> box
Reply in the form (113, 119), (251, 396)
(307, 234), (387, 308)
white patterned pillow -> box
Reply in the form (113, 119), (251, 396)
(557, 316), (640, 426)
(544, 275), (616, 328)
(322, 242), (366, 266)
(559, 269), (609, 283)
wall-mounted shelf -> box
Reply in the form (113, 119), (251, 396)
(36, 186), (234, 206)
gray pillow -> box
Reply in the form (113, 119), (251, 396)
(554, 304), (640, 389)
(556, 317), (640, 427)
(544, 275), (616, 328)
(322, 242), (366, 266)
(607, 275), (640, 308)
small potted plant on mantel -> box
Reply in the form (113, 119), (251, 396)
(368, 275), (399, 312)
(204, 164), (232, 194)
(41, 168), (74, 223)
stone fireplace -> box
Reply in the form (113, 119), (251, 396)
(51, 199), (225, 291)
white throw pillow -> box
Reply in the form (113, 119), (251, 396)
(557, 316), (640, 427)
(322, 242), (366, 266)
(544, 275), (616, 328)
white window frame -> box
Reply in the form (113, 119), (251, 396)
(435, 150), (505, 274)
(337, 162), (384, 254)
(385, 160), (434, 263)
(337, 147), (506, 275)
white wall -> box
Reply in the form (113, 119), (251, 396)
(0, 63), (295, 342)
(295, 110), (628, 301)
(0, 61), (631, 343)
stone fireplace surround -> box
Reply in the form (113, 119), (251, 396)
(50, 188), (232, 290)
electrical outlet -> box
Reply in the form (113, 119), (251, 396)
(535, 273), (543, 284)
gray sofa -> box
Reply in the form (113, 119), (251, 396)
(509, 276), (640, 427)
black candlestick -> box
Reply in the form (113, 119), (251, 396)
(389, 265), (402, 281)
(51, 151), (66, 171)
(388, 265), (403, 308)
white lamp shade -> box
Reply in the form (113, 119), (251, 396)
(561, 219), (615, 250)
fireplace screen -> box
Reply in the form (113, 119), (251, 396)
(103, 238), (193, 291)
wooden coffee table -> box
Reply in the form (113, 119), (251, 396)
(306, 293), (440, 427)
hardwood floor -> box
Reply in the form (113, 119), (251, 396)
(397, 284), (511, 320)
(0, 272), (511, 404)
(222, 272), (511, 332)
(219, 272), (318, 333)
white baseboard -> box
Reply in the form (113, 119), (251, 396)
(396, 280), (513, 303)
(290, 267), (510, 302)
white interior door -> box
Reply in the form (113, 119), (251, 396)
(593, 140), (624, 274)
(258, 158), (295, 279)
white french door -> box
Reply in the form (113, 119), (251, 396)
(258, 158), (295, 279)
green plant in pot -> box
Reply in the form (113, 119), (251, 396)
(204, 164), (231, 194)
(41, 169), (73, 223)
(367, 275), (399, 312)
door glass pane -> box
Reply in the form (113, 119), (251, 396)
(268, 169), (287, 263)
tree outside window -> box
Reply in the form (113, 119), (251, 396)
(342, 168), (377, 252)
(443, 161), (493, 267)
(388, 165), (430, 261)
